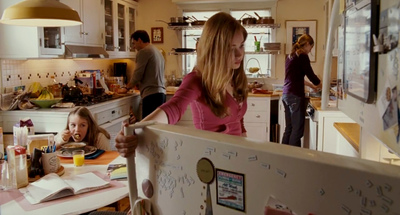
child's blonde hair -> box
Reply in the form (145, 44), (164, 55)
(66, 107), (110, 146)
(289, 34), (314, 59)
(196, 12), (248, 117)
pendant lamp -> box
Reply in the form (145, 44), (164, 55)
(0, 0), (82, 27)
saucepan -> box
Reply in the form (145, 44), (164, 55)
(254, 12), (274, 24)
(156, 19), (189, 26)
(188, 16), (206, 26)
(239, 13), (257, 25)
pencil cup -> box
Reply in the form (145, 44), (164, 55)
(254, 41), (261, 52)
(42, 152), (60, 174)
(72, 150), (85, 167)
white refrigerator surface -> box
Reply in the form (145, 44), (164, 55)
(131, 124), (400, 215)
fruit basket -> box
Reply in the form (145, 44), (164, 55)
(30, 98), (63, 108)
(245, 58), (262, 75)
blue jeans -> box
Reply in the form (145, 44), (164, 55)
(281, 94), (305, 147)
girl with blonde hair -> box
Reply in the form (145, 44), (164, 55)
(282, 34), (322, 147)
(55, 107), (111, 150)
(115, 12), (249, 157)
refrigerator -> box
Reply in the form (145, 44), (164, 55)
(337, 0), (400, 157)
(130, 124), (400, 215)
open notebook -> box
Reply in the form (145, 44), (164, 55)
(22, 172), (110, 204)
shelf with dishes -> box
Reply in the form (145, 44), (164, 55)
(168, 23), (280, 31)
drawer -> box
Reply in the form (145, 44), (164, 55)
(247, 99), (269, 111)
(244, 111), (268, 123)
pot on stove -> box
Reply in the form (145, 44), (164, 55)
(62, 79), (83, 102)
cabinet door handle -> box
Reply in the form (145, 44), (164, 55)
(256, 114), (260, 118)
(251, 103), (255, 107)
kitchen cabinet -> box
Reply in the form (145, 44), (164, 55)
(0, 0), (64, 58)
(316, 110), (355, 154)
(104, 0), (137, 58)
(244, 96), (279, 142)
(61, 0), (104, 46)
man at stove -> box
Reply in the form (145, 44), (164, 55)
(128, 30), (166, 120)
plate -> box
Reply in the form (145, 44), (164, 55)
(57, 146), (97, 158)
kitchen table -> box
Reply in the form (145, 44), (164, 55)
(0, 151), (129, 215)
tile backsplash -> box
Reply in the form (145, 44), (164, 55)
(0, 59), (133, 93)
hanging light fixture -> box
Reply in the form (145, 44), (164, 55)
(0, 0), (82, 27)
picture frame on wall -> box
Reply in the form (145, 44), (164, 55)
(285, 20), (317, 62)
(151, 27), (163, 43)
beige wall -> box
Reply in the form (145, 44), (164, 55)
(135, 0), (182, 77)
(275, 0), (327, 81)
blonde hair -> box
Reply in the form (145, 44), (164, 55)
(289, 34), (314, 58)
(196, 12), (248, 117)
(66, 107), (110, 146)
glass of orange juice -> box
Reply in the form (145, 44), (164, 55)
(72, 150), (85, 167)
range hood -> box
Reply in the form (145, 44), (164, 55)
(65, 45), (109, 58)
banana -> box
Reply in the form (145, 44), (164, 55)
(37, 87), (54, 100)
(28, 82), (43, 98)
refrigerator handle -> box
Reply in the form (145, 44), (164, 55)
(124, 121), (157, 210)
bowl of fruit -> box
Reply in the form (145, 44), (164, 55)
(30, 88), (62, 108)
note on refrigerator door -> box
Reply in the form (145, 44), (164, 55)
(264, 195), (297, 215)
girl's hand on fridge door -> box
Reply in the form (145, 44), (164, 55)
(114, 121), (138, 157)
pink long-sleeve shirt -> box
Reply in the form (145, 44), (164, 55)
(160, 71), (247, 136)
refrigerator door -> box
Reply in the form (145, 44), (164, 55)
(129, 124), (400, 215)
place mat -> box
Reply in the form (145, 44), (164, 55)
(59, 151), (120, 165)
(85, 149), (105, 159)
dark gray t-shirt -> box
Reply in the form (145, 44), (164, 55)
(130, 44), (166, 98)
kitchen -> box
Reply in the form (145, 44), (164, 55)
(0, 0), (400, 213)
(0, 0), (330, 147)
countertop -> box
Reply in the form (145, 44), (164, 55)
(3, 93), (139, 113)
(309, 97), (338, 110)
(333, 122), (360, 152)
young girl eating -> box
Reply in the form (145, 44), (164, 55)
(55, 107), (111, 150)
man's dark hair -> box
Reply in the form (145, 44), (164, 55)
(131, 30), (150, 43)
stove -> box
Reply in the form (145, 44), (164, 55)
(65, 94), (114, 106)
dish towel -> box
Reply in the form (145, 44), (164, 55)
(85, 149), (105, 159)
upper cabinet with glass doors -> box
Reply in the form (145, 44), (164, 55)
(104, 0), (137, 58)
(0, 0), (64, 58)
(61, 0), (104, 46)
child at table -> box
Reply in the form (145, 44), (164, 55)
(55, 107), (111, 150)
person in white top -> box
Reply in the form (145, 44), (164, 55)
(55, 107), (111, 150)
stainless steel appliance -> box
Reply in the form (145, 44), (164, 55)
(114, 62), (127, 84)
(306, 102), (318, 150)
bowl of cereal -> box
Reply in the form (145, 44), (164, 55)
(61, 142), (86, 153)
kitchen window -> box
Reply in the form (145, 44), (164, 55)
(181, 9), (275, 78)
